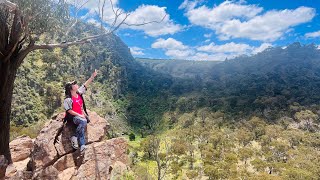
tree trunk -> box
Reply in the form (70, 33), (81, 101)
(157, 158), (161, 180)
(0, 58), (18, 164)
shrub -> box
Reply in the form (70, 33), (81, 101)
(129, 132), (136, 141)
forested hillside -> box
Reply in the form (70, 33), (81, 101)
(137, 58), (221, 79)
(138, 43), (320, 121)
(10, 21), (172, 138)
(10, 22), (135, 137)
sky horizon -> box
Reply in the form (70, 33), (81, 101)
(71, 0), (320, 61)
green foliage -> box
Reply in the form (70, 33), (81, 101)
(132, 165), (153, 180)
(282, 167), (316, 180)
(119, 171), (136, 180)
(130, 108), (320, 179)
(251, 158), (267, 172)
(12, 0), (69, 36)
(10, 120), (45, 141)
(140, 135), (160, 160)
(139, 43), (320, 122)
(129, 132), (135, 141)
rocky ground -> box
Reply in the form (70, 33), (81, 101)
(4, 111), (128, 180)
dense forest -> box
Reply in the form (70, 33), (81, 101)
(130, 44), (320, 179)
(9, 20), (320, 179)
(138, 43), (320, 121)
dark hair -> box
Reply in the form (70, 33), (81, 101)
(65, 81), (77, 98)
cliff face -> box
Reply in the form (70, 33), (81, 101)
(5, 111), (128, 180)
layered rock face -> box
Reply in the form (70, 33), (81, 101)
(5, 111), (128, 180)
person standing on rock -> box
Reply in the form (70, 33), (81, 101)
(63, 70), (98, 152)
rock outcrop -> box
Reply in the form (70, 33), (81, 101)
(4, 135), (34, 179)
(5, 111), (128, 180)
(10, 135), (33, 163)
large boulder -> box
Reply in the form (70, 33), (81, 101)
(33, 138), (128, 180)
(30, 111), (110, 170)
(10, 136), (33, 162)
(4, 136), (33, 179)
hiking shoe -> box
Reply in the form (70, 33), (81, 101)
(70, 136), (78, 149)
(80, 145), (86, 152)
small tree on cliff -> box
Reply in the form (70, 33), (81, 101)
(0, 0), (164, 163)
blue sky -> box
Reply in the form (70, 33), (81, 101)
(73, 0), (320, 60)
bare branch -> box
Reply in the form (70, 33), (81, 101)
(109, 8), (122, 30)
(65, 0), (90, 36)
(123, 14), (167, 27)
(109, 0), (116, 15)
(78, 0), (90, 11)
(15, 38), (35, 66)
(101, 0), (106, 30)
(98, 0), (102, 29)
(33, 31), (114, 51)
(107, 12), (129, 33)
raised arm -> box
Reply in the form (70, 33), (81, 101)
(84, 69), (98, 88)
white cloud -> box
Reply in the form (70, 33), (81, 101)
(204, 33), (212, 38)
(185, 1), (263, 26)
(124, 5), (182, 37)
(151, 38), (194, 60)
(181, 1), (316, 42)
(130, 47), (145, 56)
(197, 42), (253, 54)
(68, 0), (119, 23)
(189, 52), (230, 61)
(152, 38), (271, 61)
(179, 0), (203, 10)
(151, 38), (188, 50)
(216, 7), (316, 41)
(305, 30), (320, 38)
(87, 18), (100, 27)
(165, 49), (195, 59)
(252, 43), (272, 54)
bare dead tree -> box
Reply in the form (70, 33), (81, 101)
(0, 0), (165, 166)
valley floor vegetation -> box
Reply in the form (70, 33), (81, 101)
(124, 107), (320, 180)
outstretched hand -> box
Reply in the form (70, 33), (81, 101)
(84, 69), (98, 88)
(92, 69), (98, 78)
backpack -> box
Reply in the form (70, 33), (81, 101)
(63, 93), (89, 124)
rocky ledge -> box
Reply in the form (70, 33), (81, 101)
(5, 111), (128, 180)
